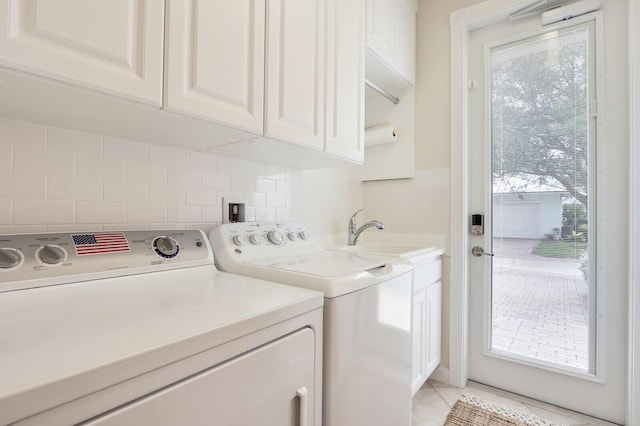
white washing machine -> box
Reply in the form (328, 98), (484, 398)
(0, 229), (323, 426)
(209, 222), (414, 426)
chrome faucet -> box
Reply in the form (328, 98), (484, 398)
(348, 209), (385, 246)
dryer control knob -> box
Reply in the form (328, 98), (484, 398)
(287, 232), (298, 241)
(154, 236), (180, 258)
(232, 235), (246, 246)
(0, 248), (22, 269)
(299, 231), (310, 241)
(249, 234), (263, 245)
(38, 245), (66, 265)
(267, 230), (284, 245)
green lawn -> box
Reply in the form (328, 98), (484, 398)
(532, 240), (587, 259)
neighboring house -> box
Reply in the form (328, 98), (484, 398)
(492, 176), (569, 239)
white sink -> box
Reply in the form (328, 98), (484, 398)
(341, 243), (443, 260)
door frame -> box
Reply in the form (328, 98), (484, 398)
(449, 1), (637, 424)
(629, 0), (640, 424)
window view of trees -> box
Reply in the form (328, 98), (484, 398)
(492, 29), (589, 212)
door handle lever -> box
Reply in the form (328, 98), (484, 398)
(471, 246), (494, 257)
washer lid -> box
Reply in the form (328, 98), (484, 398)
(245, 249), (396, 277)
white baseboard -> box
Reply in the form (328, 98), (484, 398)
(429, 365), (450, 385)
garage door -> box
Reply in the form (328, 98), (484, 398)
(493, 201), (540, 239)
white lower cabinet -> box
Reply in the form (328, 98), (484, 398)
(86, 328), (316, 426)
(411, 258), (442, 396)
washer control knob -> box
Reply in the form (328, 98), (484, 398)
(0, 248), (22, 269)
(38, 245), (66, 265)
(299, 231), (310, 241)
(267, 230), (284, 245)
(249, 234), (263, 245)
(154, 236), (180, 258)
(232, 235), (246, 246)
(287, 232), (298, 241)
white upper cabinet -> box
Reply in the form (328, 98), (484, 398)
(0, 0), (164, 105)
(324, 0), (365, 163)
(164, 0), (265, 134)
(394, 0), (416, 86)
(365, 0), (416, 97)
(0, 0), (364, 166)
(366, 0), (393, 63)
(265, 0), (325, 151)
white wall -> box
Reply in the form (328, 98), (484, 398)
(0, 118), (292, 234)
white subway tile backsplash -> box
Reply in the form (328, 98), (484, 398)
(48, 176), (102, 201)
(186, 151), (217, 171)
(48, 127), (102, 158)
(168, 169), (201, 188)
(149, 184), (186, 204)
(252, 192), (266, 208)
(186, 188), (217, 205)
(104, 136), (148, 162)
(149, 145), (186, 168)
(0, 146), (12, 174)
(103, 223), (148, 231)
(266, 193), (286, 208)
(276, 180), (291, 194)
(202, 206), (222, 223)
(127, 162), (167, 184)
(0, 225), (47, 234)
(14, 147), (75, 176)
(255, 207), (276, 222)
(149, 223), (186, 230)
(244, 206), (256, 222)
(104, 181), (148, 203)
(256, 178), (276, 193)
(14, 199), (75, 224)
(77, 201), (126, 224)
(202, 172), (230, 189)
(0, 174), (46, 199)
(0, 119), (45, 148)
(0, 118), (297, 231)
(167, 204), (201, 223)
(46, 224), (102, 233)
(276, 208), (291, 221)
(126, 203), (167, 223)
(77, 156), (126, 180)
(0, 199), (11, 224)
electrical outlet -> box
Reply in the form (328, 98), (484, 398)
(222, 197), (247, 223)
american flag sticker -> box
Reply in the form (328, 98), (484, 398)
(72, 232), (131, 256)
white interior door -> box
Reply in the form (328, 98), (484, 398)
(467, 12), (626, 423)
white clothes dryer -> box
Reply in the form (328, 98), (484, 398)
(0, 229), (323, 426)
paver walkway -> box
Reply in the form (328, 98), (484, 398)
(490, 238), (589, 371)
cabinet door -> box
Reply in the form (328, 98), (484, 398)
(0, 0), (163, 105)
(394, 0), (416, 85)
(164, 0), (265, 133)
(425, 281), (442, 376)
(86, 328), (316, 426)
(411, 287), (428, 396)
(365, 0), (393, 64)
(266, 0), (325, 149)
(324, 0), (364, 163)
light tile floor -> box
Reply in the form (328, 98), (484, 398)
(412, 379), (619, 426)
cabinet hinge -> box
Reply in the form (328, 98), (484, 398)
(590, 99), (597, 118)
(468, 79), (476, 90)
